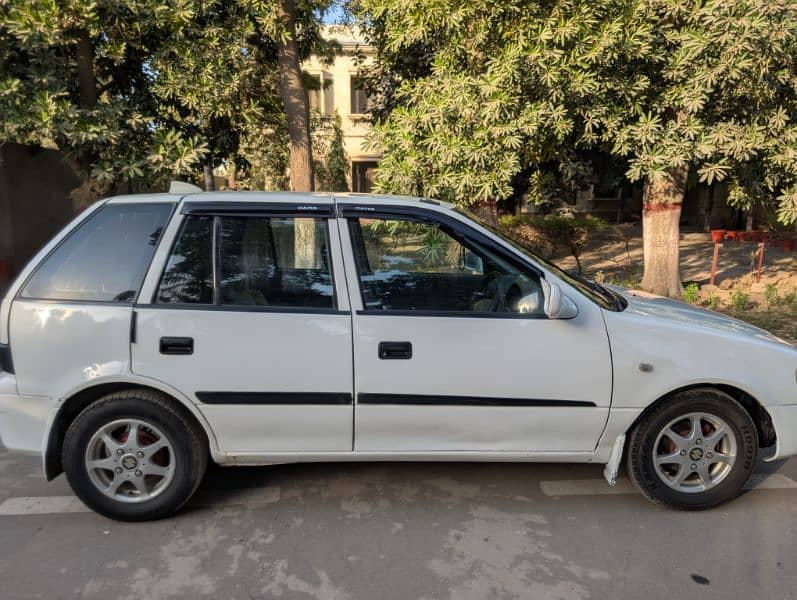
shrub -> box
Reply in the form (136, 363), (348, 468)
(764, 284), (780, 307)
(683, 283), (700, 305)
(707, 295), (721, 310)
(499, 214), (607, 272)
(498, 215), (555, 257)
(785, 288), (797, 311)
(731, 290), (751, 311)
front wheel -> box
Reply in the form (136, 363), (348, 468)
(63, 390), (208, 521)
(626, 389), (758, 510)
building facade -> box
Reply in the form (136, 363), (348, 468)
(302, 26), (380, 193)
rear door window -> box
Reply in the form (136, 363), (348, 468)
(155, 214), (335, 309)
(21, 203), (172, 302)
(219, 217), (335, 309)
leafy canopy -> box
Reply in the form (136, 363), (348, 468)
(357, 0), (797, 223)
(0, 0), (209, 186)
(0, 0), (336, 192)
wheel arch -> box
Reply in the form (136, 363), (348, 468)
(44, 380), (216, 480)
(625, 383), (776, 451)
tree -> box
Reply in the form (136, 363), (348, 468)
(148, 1), (288, 193)
(356, 0), (797, 298)
(605, 0), (797, 296)
(315, 112), (350, 191)
(0, 0), (209, 207)
(242, 0), (336, 266)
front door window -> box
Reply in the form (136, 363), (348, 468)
(348, 217), (545, 315)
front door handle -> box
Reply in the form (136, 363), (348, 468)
(160, 337), (194, 355)
(379, 341), (412, 360)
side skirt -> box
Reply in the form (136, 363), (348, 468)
(212, 451), (598, 467)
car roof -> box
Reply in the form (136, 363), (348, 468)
(104, 190), (455, 210)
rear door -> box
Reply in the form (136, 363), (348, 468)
(132, 199), (354, 454)
(339, 203), (612, 454)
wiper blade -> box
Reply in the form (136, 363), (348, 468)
(567, 270), (625, 311)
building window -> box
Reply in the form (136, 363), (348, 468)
(306, 74), (323, 115)
(352, 161), (379, 193)
(350, 76), (372, 115)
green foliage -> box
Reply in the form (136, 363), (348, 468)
(0, 0), (210, 193)
(765, 284), (781, 307)
(314, 112), (350, 192)
(358, 0), (797, 223)
(0, 0), (333, 198)
(682, 283), (700, 305)
(418, 228), (450, 267)
(707, 295), (721, 311)
(785, 288), (797, 311)
(731, 290), (751, 312)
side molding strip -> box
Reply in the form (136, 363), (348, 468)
(196, 392), (353, 405)
(357, 394), (596, 407)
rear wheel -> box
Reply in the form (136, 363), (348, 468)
(626, 389), (758, 510)
(63, 390), (207, 521)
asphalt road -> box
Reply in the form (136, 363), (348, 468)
(1, 444), (796, 600)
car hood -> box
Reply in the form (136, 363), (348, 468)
(611, 287), (790, 346)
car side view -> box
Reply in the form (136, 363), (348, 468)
(1, 189), (796, 521)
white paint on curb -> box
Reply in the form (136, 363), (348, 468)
(0, 496), (90, 515)
(0, 486), (281, 516)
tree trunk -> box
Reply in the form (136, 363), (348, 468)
(75, 30), (97, 109)
(203, 163), (216, 191)
(228, 160), (237, 190)
(65, 29), (101, 213)
(276, 0), (317, 268)
(703, 183), (716, 232)
(641, 165), (688, 298)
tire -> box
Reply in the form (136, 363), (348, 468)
(63, 389), (208, 521)
(626, 388), (758, 510)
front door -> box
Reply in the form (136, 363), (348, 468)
(339, 205), (612, 454)
(132, 201), (354, 454)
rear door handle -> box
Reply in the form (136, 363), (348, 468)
(379, 341), (412, 360)
(160, 337), (194, 355)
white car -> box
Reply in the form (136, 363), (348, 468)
(0, 189), (795, 520)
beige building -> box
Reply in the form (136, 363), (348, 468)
(302, 26), (380, 192)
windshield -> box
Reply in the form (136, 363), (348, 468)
(453, 207), (626, 312)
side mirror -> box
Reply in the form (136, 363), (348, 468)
(461, 250), (483, 274)
(541, 279), (578, 319)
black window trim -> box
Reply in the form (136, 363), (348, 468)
(151, 209), (344, 314)
(182, 201), (336, 218)
(16, 201), (177, 305)
(0, 342), (15, 374)
(340, 203), (549, 319)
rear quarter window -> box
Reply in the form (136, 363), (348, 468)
(21, 203), (173, 303)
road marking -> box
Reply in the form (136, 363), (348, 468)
(0, 496), (90, 515)
(0, 486), (281, 516)
(540, 473), (797, 497)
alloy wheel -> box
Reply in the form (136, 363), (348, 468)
(652, 412), (737, 493)
(84, 418), (176, 503)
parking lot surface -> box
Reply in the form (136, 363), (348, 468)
(1, 444), (796, 599)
